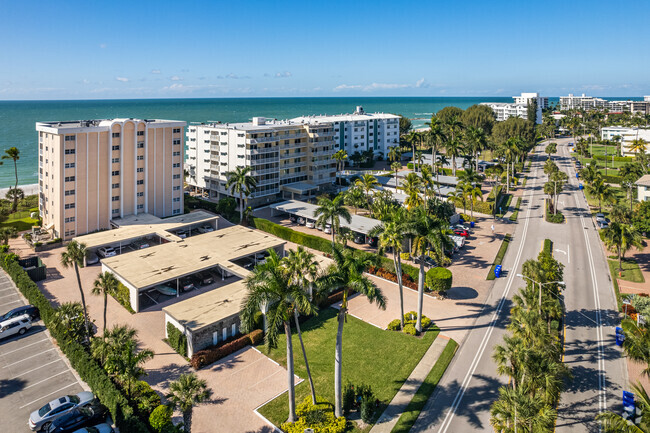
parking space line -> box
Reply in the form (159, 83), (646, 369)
(0, 287), (14, 292)
(0, 338), (49, 356)
(11, 359), (63, 378)
(23, 370), (71, 390)
(0, 293), (18, 299)
(19, 382), (78, 409)
(3, 348), (55, 368)
(0, 299), (22, 307)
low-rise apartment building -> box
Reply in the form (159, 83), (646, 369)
(185, 117), (336, 205)
(636, 175), (650, 202)
(560, 94), (631, 112)
(36, 118), (186, 240)
(601, 126), (650, 156)
(480, 93), (546, 124)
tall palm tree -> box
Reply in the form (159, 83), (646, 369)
(443, 115), (464, 176)
(407, 131), (421, 172)
(493, 334), (526, 391)
(391, 161), (401, 193)
(91, 324), (138, 366)
(402, 172), (423, 210)
(445, 139), (464, 177)
(166, 373), (213, 433)
(586, 178), (616, 212)
(3, 147), (20, 212)
(603, 222), (644, 272)
(333, 150), (348, 190)
(225, 166), (257, 223)
(499, 138), (521, 193)
(319, 245), (385, 418)
(355, 173), (378, 208)
(54, 302), (89, 344)
(61, 241), (91, 340)
(420, 165), (435, 205)
(5, 188), (24, 208)
(343, 185), (365, 215)
(313, 195), (351, 248)
(91, 271), (118, 336)
(490, 384), (556, 433)
(465, 126), (487, 171)
(240, 250), (315, 422)
(387, 146), (401, 164)
(630, 138), (648, 155)
(428, 118), (447, 174)
(466, 183), (483, 220)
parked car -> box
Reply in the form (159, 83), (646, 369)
(29, 392), (95, 431)
(46, 404), (108, 433)
(597, 220), (609, 229)
(175, 230), (188, 239)
(130, 240), (149, 250)
(197, 225), (214, 234)
(453, 228), (469, 237)
(96, 247), (116, 258)
(306, 220), (315, 229)
(195, 271), (214, 286)
(180, 277), (195, 292)
(297, 217), (306, 226)
(289, 215), (297, 223)
(154, 285), (177, 296)
(595, 213), (607, 223)
(1, 304), (39, 322)
(324, 224), (332, 234)
(353, 234), (365, 244)
(85, 252), (99, 266)
(0, 314), (32, 340)
(367, 237), (378, 248)
(450, 235), (466, 249)
(71, 423), (114, 433)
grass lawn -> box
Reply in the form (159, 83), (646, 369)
(257, 307), (440, 432)
(608, 258), (645, 283)
(0, 210), (39, 232)
(582, 185), (628, 218)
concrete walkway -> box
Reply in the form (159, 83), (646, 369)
(369, 335), (451, 433)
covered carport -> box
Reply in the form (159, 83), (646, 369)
(280, 182), (321, 201)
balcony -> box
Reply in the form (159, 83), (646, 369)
(256, 177), (280, 187)
(281, 160), (307, 170)
(280, 151), (306, 159)
(248, 147), (278, 155)
(251, 167), (278, 176)
(246, 135), (279, 144)
(251, 188), (279, 198)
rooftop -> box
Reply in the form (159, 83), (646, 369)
(636, 175), (650, 187)
(36, 118), (185, 131)
(101, 225), (285, 291)
(270, 200), (380, 235)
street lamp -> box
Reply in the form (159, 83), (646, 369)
(516, 273), (565, 314)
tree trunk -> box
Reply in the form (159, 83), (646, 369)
(13, 160), (18, 212)
(331, 216), (336, 248)
(239, 192), (244, 224)
(618, 247), (623, 272)
(416, 257), (425, 332)
(554, 181), (557, 215)
(506, 161), (510, 194)
(294, 309), (317, 405)
(74, 264), (91, 340)
(334, 307), (346, 417)
(452, 155), (456, 176)
(538, 282), (542, 315)
(394, 252), (405, 330)
(183, 409), (192, 433)
(475, 149), (479, 172)
(103, 292), (107, 336)
(285, 320), (296, 423)
(412, 142), (416, 172)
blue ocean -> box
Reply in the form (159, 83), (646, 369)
(0, 96), (557, 187)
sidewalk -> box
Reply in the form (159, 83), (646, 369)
(369, 335), (451, 433)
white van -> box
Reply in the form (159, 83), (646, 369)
(0, 314), (31, 340)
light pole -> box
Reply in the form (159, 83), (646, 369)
(516, 273), (565, 314)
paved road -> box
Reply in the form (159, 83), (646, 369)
(412, 138), (626, 432)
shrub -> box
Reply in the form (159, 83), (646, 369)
(149, 405), (173, 433)
(543, 239), (553, 255)
(281, 396), (346, 433)
(425, 267), (452, 292)
(113, 282), (135, 314)
(33, 242), (42, 247)
(166, 322), (187, 357)
(0, 245), (8, 253)
(251, 217), (333, 254)
(387, 319), (401, 331)
(343, 382), (356, 415)
(403, 324), (417, 336)
(404, 311), (417, 321)
(421, 316), (432, 329)
(400, 252), (411, 261)
(360, 396), (375, 424)
(131, 380), (161, 419)
(191, 329), (263, 369)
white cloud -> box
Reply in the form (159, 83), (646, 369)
(115, 77), (129, 82)
(151, 69), (161, 74)
(275, 71), (292, 78)
(82, 79), (90, 85)
(218, 73), (251, 79)
(334, 84), (363, 91)
(170, 76), (183, 81)
(415, 78), (429, 88)
(334, 79), (436, 92)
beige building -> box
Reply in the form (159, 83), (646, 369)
(637, 175), (650, 202)
(36, 118), (186, 240)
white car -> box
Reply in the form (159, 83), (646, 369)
(324, 224), (332, 234)
(97, 247), (116, 258)
(175, 230), (188, 239)
(29, 391), (95, 431)
(306, 220), (315, 229)
(197, 225), (214, 234)
(297, 217), (306, 226)
(0, 314), (31, 340)
(73, 423), (115, 433)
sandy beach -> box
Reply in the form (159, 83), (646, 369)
(0, 183), (38, 199)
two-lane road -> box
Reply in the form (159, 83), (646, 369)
(412, 138), (626, 432)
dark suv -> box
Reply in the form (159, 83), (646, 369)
(1, 305), (39, 322)
(46, 405), (108, 433)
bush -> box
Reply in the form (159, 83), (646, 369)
(149, 405), (173, 433)
(543, 239), (553, 255)
(251, 217), (333, 254)
(191, 329), (263, 369)
(425, 267), (452, 292)
(545, 200), (565, 223)
(113, 282), (135, 314)
(131, 380), (161, 419)
(400, 252), (411, 261)
(281, 396), (346, 433)
(387, 319), (401, 331)
(487, 234), (511, 280)
(403, 324), (417, 336)
(0, 245), (8, 253)
(166, 322), (187, 357)
(421, 316), (432, 329)
(360, 396), (375, 423)
(343, 383), (356, 415)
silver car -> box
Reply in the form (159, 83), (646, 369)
(29, 391), (95, 431)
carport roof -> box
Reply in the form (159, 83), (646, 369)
(72, 210), (219, 249)
(270, 200), (380, 235)
(101, 225), (285, 291)
(163, 280), (247, 332)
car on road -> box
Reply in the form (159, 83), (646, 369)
(71, 423), (114, 433)
(1, 304), (39, 322)
(297, 217), (306, 226)
(197, 225), (214, 234)
(96, 247), (116, 258)
(0, 314), (32, 340)
(29, 392), (95, 431)
(453, 228), (469, 237)
(45, 404), (108, 433)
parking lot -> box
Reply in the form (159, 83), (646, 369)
(0, 271), (86, 432)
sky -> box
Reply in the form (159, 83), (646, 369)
(1, 0), (649, 100)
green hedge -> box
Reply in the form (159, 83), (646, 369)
(601, 174), (622, 184)
(545, 199), (565, 224)
(166, 322), (187, 357)
(543, 239), (553, 255)
(114, 282), (135, 314)
(0, 254), (150, 433)
(251, 217), (333, 254)
(593, 154), (632, 162)
(425, 267), (452, 292)
(487, 234), (512, 280)
(509, 198), (522, 221)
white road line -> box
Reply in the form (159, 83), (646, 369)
(23, 370), (71, 390)
(3, 348), (55, 368)
(0, 299), (22, 307)
(11, 359), (63, 378)
(0, 338), (49, 356)
(437, 145), (541, 433)
(0, 293), (18, 299)
(568, 243), (571, 264)
(19, 382), (78, 409)
(0, 287), (14, 292)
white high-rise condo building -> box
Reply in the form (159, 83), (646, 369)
(36, 118), (186, 240)
(480, 93), (546, 124)
(601, 126), (650, 156)
(560, 94), (630, 112)
(185, 117), (336, 205)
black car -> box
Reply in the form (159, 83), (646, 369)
(367, 237), (378, 248)
(46, 405), (108, 433)
(196, 271), (214, 286)
(1, 305), (39, 322)
(353, 234), (365, 244)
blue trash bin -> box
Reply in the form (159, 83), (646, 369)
(470, 221), (475, 228)
(579, 184), (583, 190)
(494, 265), (502, 278)
(576, 173), (579, 179)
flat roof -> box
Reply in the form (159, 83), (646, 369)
(270, 200), (380, 235)
(73, 211), (219, 250)
(101, 225), (285, 291)
(280, 182), (321, 194)
(163, 280), (248, 332)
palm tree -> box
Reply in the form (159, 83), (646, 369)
(391, 161), (401, 193)
(282, 247), (319, 404)
(333, 150), (348, 190)
(54, 302), (89, 344)
(240, 250), (316, 422)
(3, 147), (20, 212)
(596, 381), (650, 432)
(0, 227), (17, 245)
(603, 222), (644, 272)
(580, 162), (600, 186)
(402, 172), (423, 210)
(166, 373), (213, 433)
(313, 195), (351, 248)
(499, 138), (521, 193)
(586, 178), (616, 212)
(445, 139), (464, 177)
(224, 166), (257, 223)
(630, 138), (648, 155)
(420, 165), (435, 205)
(428, 118), (447, 174)
(443, 115), (464, 176)
(91, 324), (137, 366)
(115, 338), (154, 397)
(407, 131), (421, 172)
(465, 126), (487, 171)
(355, 174), (378, 208)
(490, 384), (556, 433)
(91, 272), (118, 336)
(61, 241), (91, 340)
(320, 245), (385, 417)
(466, 183), (483, 220)
(5, 188), (24, 208)
(387, 146), (401, 164)
(343, 185), (365, 215)
(493, 334), (526, 391)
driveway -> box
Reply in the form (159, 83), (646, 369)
(0, 270), (86, 433)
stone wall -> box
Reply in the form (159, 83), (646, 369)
(189, 313), (241, 357)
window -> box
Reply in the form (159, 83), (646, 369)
(172, 174), (181, 179)
(64, 190), (75, 196)
(112, 209), (120, 215)
(137, 180), (144, 185)
(65, 162), (75, 168)
(65, 135), (76, 141)
(173, 128), (181, 133)
(137, 142), (144, 148)
(137, 192), (144, 197)
(137, 204), (144, 210)
(65, 176), (75, 182)
(112, 158), (120, 163)
(173, 209), (181, 215)
(173, 185), (181, 191)
(112, 132), (120, 138)
(112, 145), (120, 151)
(65, 149), (75, 155)
(173, 151), (181, 156)
(173, 163), (180, 168)
(65, 230), (75, 237)
(65, 217), (75, 223)
(173, 197), (180, 202)
(173, 139), (181, 145)
(137, 131), (144, 136)
(112, 183), (119, 189)
(137, 168), (144, 173)
(64, 203), (75, 209)
(111, 170), (120, 176)
(112, 196), (120, 202)
(137, 155), (144, 161)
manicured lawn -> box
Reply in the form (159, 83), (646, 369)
(582, 185), (628, 218)
(608, 258), (645, 283)
(257, 307), (440, 432)
(0, 210), (39, 232)
(487, 234), (511, 280)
